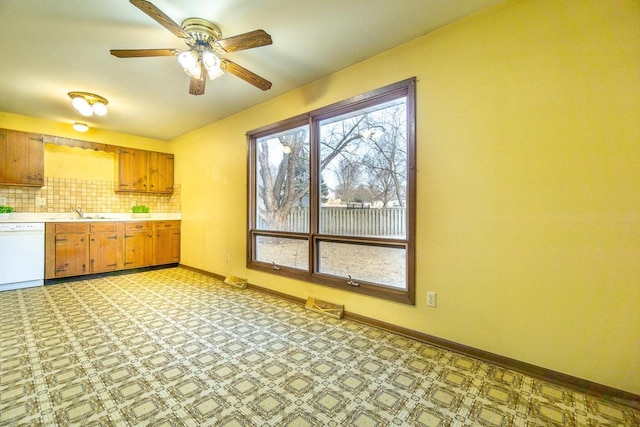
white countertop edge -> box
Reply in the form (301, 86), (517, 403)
(0, 213), (181, 223)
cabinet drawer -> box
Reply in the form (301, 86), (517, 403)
(125, 221), (152, 231)
(54, 223), (89, 233)
(90, 222), (117, 233)
(155, 221), (180, 230)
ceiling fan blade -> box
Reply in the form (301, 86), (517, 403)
(221, 59), (272, 91)
(213, 30), (272, 53)
(189, 66), (207, 95)
(130, 0), (190, 39)
(110, 48), (178, 58)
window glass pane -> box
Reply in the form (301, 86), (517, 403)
(319, 98), (407, 239)
(255, 235), (309, 270)
(256, 124), (309, 232)
(317, 241), (406, 289)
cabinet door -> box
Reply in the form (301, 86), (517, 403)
(117, 148), (148, 192)
(154, 221), (181, 265)
(123, 230), (154, 269)
(148, 152), (174, 193)
(0, 129), (44, 186)
(89, 232), (119, 273)
(53, 233), (88, 277)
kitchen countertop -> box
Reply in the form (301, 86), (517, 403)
(0, 213), (181, 223)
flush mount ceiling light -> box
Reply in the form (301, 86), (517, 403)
(72, 122), (89, 132)
(68, 92), (108, 117)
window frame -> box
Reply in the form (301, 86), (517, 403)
(247, 78), (416, 304)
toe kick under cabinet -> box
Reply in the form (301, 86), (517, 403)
(45, 220), (180, 279)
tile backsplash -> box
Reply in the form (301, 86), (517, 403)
(0, 177), (181, 213)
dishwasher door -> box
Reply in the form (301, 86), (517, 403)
(0, 223), (45, 291)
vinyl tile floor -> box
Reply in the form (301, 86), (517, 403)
(0, 267), (638, 426)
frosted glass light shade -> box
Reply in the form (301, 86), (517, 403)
(71, 96), (90, 111)
(93, 101), (108, 116)
(202, 51), (223, 80)
(178, 50), (201, 79)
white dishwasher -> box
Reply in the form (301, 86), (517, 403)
(0, 222), (45, 292)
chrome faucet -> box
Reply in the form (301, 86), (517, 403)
(73, 206), (84, 218)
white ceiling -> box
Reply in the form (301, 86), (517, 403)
(0, 0), (504, 141)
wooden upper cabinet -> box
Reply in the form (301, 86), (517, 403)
(117, 147), (148, 192)
(117, 148), (174, 194)
(148, 151), (174, 194)
(0, 128), (44, 187)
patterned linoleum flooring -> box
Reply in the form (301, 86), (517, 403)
(0, 268), (638, 426)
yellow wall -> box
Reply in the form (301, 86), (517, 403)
(171, 0), (640, 394)
(0, 111), (169, 179)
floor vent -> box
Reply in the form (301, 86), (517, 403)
(223, 275), (247, 289)
(305, 297), (344, 319)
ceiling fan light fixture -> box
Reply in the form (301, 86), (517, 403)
(202, 51), (223, 80)
(178, 50), (201, 79)
(110, 2), (273, 94)
(68, 92), (109, 117)
(72, 122), (89, 132)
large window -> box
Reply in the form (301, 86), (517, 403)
(247, 78), (416, 304)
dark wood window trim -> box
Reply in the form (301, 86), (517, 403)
(247, 78), (417, 304)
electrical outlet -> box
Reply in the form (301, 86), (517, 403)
(0, 196), (6, 205)
(427, 291), (437, 308)
(35, 197), (46, 206)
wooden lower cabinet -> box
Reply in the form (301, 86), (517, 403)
(123, 222), (154, 269)
(154, 221), (181, 265)
(89, 222), (119, 273)
(46, 220), (180, 279)
(48, 223), (89, 278)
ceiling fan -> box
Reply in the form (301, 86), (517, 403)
(110, 0), (273, 95)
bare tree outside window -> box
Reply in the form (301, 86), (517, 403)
(320, 99), (408, 238)
(256, 125), (309, 232)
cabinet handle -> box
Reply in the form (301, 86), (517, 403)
(124, 234), (133, 238)
(55, 238), (68, 242)
(135, 225), (142, 229)
(107, 236), (117, 240)
(164, 224), (171, 228)
(107, 263), (117, 267)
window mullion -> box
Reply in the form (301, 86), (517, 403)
(308, 115), (320, 274)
